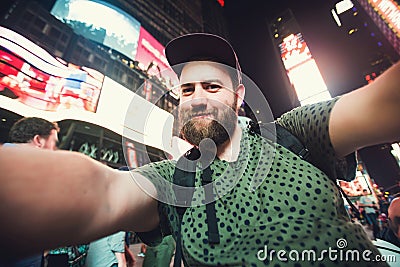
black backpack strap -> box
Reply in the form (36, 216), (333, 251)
(337, 184), (361, 219)
(274, 123), (310, 161)
(173, 148), (198, 207)
(253, 121), (310, 161)
(173, 224), (184, 267)
(172, 147), (199, 267)
(172, 147), (221, 266)
(201, 166), (220, 244)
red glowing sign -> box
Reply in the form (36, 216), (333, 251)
(135, 27), (177, 88)
(135, 27), (169, 76)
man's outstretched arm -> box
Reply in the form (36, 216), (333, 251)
(0, 145), (159, 258)
(330, 61), (400, 157)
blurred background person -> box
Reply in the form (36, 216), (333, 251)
(85, 231), (127, 267)
(377, 196), (400, 247)
(46, 244), (89, 267)
(359, 189), (380, 238)
(6, 117), (59, 150)
(142, 235), (175, 267)
(374, 196), (400, 266)
(124, 232), (136, 267)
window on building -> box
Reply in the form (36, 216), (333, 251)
(49, 27), (61, 39)
(33, 17), (46, 32)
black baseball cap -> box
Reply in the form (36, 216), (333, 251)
(165, 33), (242, 84)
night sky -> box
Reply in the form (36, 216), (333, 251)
(224, 0), (400, 192)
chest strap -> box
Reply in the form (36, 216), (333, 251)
(173, 147), (198, 267)
(201, 166), (220, 244)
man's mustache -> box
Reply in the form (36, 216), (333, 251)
(181, 108), (218, 120)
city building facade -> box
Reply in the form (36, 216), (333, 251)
(0, 0), (229, 168)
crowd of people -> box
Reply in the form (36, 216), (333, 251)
(0, 32), (399, 266)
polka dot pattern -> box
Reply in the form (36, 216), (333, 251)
(135, 98), (388, 266)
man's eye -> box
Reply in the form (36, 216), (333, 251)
(181, 87), (194, 96)
(204, 83), (222, 92)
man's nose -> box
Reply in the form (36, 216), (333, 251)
(190, 83), (207, 107)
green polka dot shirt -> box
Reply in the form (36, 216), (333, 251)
(134, 98), (389, 267)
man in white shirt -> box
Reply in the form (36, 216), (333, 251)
(360, 189), (380, 238)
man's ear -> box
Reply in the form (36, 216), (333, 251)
(235, 84), (245, 110)
(32, 135), (44, 148)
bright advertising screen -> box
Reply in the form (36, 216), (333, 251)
(135, 27), (169, 75)
(279, 33), (331, 105)
(51, 0), (141, 60)
(339, 172), (375, 197)
(279, 33), (311, 70)
(0, 26), (104, 112)
(135, 27), (178, 89)
(0, 26), (181, 155)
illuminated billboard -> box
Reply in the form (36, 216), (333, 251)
(279, 33), (311, 70)
(279, 33), (331, 105)
(51, 0), (141, 60)
(0, 26), (185, 155)
(339, 173), (371, 196)
(0, 24), (192, 162)
(135, 27), (178, 89)
(0, 26), (104, 112)
(136, 27), (169, 75)
(338, 171), (380, 203)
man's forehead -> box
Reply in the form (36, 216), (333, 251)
(179, 61), (233, 86)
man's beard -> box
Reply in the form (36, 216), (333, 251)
(179, 101), (238, 147)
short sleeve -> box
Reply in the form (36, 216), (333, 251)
(108, 231), (125, 253)
(135, 202), (172, 247)
(276, 97), (356, 182)
(132, 161), (176, 246)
